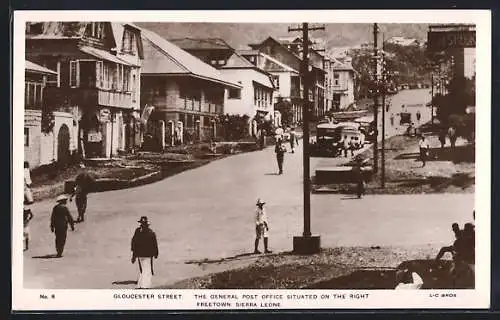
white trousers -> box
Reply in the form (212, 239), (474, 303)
(137, 257), (153, 289)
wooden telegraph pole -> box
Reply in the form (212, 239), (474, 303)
(381, 34), (386, 188)
(289, 22), (324, 254)
(372, 23), (379, 174)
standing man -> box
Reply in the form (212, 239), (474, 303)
(50, 195), (75, 258)
(23, 206), (34, 251)
(439, 128), (447, 150)
(24, 161), (34, 205)
(131, 216), (159, 289)
(254, 199), (271, 254)
(416, 110), (421, 123)
(275, 138), (286, 175)
(448, 126), (457, 150)
(390, 113), (395, 127)
(352, 157), (365, 198)
(70, 164), (94, 223)
(419, 134), (430, 167)
(289, 127), (299, 153)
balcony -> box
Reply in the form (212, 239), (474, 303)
(45, 87), (133, 109)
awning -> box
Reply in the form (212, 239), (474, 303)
(79, 46), (132, 66)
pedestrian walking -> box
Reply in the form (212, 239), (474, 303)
(289, 128), (299, 153)
(259, 129), (266, 150)
(448, 126), (457, 150)
(439, 128), (447, 150)
(416, 110), (421, 122)
(23, 206), (34, 251)
(352, 158), (365, 198)
(343, 135), (349, 157)
(131, 216), (159, 289)
(349, 137), (355, 157)
(254, 199), (271, 254)
(24, 161), (34, 205)
(70, 164), (94, 223)
(390, 113), (395, 127)
(275, 139), (287, 175)
(419, 134), (430, 167)
(50, 194), (75, 257)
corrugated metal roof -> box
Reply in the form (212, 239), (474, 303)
(79, 46), (134, 66)
(25, 60), (58, 75)
(140, 29), (240, 88)
(169, 38), (233, 50)
(222, 53), (256, 69)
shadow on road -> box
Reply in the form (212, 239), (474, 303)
(185, 252), (273, 266)
(264, 173), (279, 176)
(32, 254), (60, 259)
(341, 196), (361, 200)
(112, 280), (137, 285)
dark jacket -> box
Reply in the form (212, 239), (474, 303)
(50, 203), (74, 231)
(275, 143), (286, 157)
(74, 172), (94, 195)
(131, 227), (159, 258)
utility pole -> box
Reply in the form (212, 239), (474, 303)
(289, 22), (324, 254)
(372, 23), (379, 174)
(381, 33), (386, 188)
(430, 72), (434, 124)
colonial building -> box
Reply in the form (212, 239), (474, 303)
(219, 52), (275, 135)
(248, 36), (327, 124)
(169, 38), (275, 134)
(238, 49), (301, 126)
(330, 57), (356, 110)
(24, 60), (77, 168)
(139, 29), (241, 146)
(25, 22), (144, 159)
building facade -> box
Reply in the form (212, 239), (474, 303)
(140, 29), (241, 146)
(24, 60), (77, 168)
(220, 52), (275, 135)
(25, 22), (144, 159)
(330, 57), (356, 110)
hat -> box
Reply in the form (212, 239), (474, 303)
(56, 194), (68, 202)
(138, 216), (150, 225)
(256, 198), (266, 206)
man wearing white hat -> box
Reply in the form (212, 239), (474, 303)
(254, 199), (272, 254)
(131, 216), (159, 289)
(50, 194), (75, 257)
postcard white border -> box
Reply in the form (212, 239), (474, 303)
(12, 10), (491, 310)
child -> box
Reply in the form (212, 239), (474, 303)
(23, 207), (34, 251)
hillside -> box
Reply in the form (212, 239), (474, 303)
(135, 22), (429, 51)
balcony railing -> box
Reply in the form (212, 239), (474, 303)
(44, 87), (133, 109)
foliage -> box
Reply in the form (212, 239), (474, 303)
(216, 114), (251, 141)
(350, 42), (431, 99)
(274, 99), (294, 127)
(433, 76), (475, 125)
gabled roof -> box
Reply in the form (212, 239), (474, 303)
(259, 53), (299, 73)
(139, 28), (241, 89)
(25, 60), (58, 75)
(169, 38), (233, 51)
(236, 49), (260, 56)
(222, 52), (257, 69)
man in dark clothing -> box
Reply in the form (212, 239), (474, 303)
(435, 223), (462, 261)
(275, 139), (286, 175)
(50, 195), (75, 257)
(70, 165), (94, 223)
(131, 216), (159, 289)
(352, 159), (365, 198)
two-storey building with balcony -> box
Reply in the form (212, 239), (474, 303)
(330, 57), (356, 110)
(24, 60), (76, 168)
(25, 21), (144, 159)
(139, 29), (241, 146)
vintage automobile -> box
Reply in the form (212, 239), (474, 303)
(313, 122), (365, 157)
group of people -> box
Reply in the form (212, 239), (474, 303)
(434, 211), (475, 286)
(25, 161), (159, 289)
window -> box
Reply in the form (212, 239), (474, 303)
(187, 114), (193, 127)
(210, 60), (217, 66)
(132, 74), (137, 102)
(24, 128), (29, 146)
(25, 82), (43, 107)
(333, 72), (340, 86)
(228, 88), (241, 99)
(69, 60), (79, 87)
(203, 117), (211, 127)
(218, 59), (225, 66)
(123, 30), (136, 53)
(89, 22), (104, 39)
(43, 60), (58, 87)
(123, 67), (131, 91)
(272, 75), (280, 89)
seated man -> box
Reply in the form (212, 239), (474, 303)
(435, 223), (462, 261)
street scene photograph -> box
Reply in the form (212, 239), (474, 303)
(18, 16), (480, 295)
